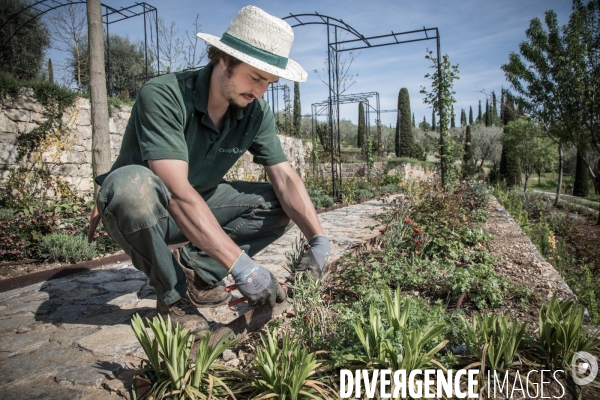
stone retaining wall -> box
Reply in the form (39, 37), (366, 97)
(0, 93), (312, 196)
(317, 161), (435, 181)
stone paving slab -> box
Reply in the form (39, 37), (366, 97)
(0, 197), (392, 398)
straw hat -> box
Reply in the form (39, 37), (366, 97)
(197, 6), (307, 82)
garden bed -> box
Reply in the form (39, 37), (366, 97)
(125, 181), (600, 399)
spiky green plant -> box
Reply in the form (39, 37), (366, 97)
(527, 294), (600, 370)
(462, 313), (527, 372)
(130, 314), (243, 399)
(348, 289), (448, 371)
(249, 328), (335, 399)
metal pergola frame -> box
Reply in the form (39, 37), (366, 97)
(311, 91), (380, 143)
(0, 0), (159, 93)
(283, 13), (446, 198)
(264, 83), (290, 126)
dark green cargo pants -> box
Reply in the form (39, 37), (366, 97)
(96, 165), (291, 305)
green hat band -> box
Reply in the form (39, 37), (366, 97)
(221, 32), (289, 69)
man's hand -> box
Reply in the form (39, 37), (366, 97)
(88, 203), (101, 244)
(296, 236), (330, 280)
(230, 252), (286, 308)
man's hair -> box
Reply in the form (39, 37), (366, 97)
(207, 45), (242, 77)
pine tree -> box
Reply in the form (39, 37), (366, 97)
(48, 58), (54, 84)
(477, 101), (482, 122)
(293, 82), (301, 137)
(460, 108), (466, 126)
(398, 88), (413, 157)
(462, 125), (475, 177)
(573, 148), (589, 197)
(431, 110), (437, 131)
(357, 101), (366, 149)
(450, 105), (456, 128)
(469, 106), (474, 125)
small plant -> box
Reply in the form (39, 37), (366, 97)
(461, 313), (527, 372)
(249, 328), (335, 399)
(131, 314), (243, 399)
(37, 233), (96, 263)
(526, 294), (600, 371)
(289, 272), (336, 352)
(347, 289), (448, 372)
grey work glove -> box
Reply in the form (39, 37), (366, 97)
(296, 236), (330, 280)
(230, 252), (286, 308)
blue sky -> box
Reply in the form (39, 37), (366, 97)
(48, 0), (574, 126)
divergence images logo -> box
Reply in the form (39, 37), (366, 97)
(571, 351), (598, 386)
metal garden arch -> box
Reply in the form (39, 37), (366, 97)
(282, 12), (446, 198)
(0, 0), (159, 90)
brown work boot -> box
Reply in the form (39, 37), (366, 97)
(173, 249), (231, 308)
(156, 296), (209, 336)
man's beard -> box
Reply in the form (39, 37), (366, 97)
(227, 93), (254, 110)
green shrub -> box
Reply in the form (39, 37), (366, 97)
(354, 188), (373, 201)
(37, 233), (96, 263)
(0, 208), (14, 220)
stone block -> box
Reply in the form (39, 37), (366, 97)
(76, 97), (91, 109)
(112, 116), (129, 134)
(0, 347), (89, 389)
(5, 108), (30, 122)
(0, 381), (84, 400)
(74, 325), (142, 357)
(75, 109), (91, 126)
(0, 325), (56, 356)
(75, 124), (91, 139)
(30, 112), (45, 122)
(17, 121), (37, 133)
(67, 151), (87, 164)
(0, 144), (18, 164)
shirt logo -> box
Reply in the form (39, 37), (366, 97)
(219, 147), (245, 154)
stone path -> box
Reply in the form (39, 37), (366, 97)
(0, 197), (391, 399)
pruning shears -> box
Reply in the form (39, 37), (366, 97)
(225, 282), (289, 307)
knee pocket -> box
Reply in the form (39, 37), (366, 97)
(98, 165), (170, 234)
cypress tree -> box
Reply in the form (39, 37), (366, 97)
(357, 101), (366, 149)
(492, 91), (498, 125)
(412, 113), (415, 128)
(293, 82), (301, 137)
(477, 101), (482, 123)
(48, 58), (54, 84)
(450, 105), (456, 128)
(460, 108), (466, 126)
(499, 98), (521, 187)
(573, 148), (589, 197)
(395, 90), (401, 156)
(462, 125), (475, 177)
(398, 88), (413, 157)
(500, 90), (505, 123)
(431, 110), (437, 131)
(469, 106), (474, 125)
(485, 99), (491, 127)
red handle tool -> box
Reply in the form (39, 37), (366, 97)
(225, 282), (289, 307)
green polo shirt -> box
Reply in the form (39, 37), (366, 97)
(95, 63), (287, 193)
